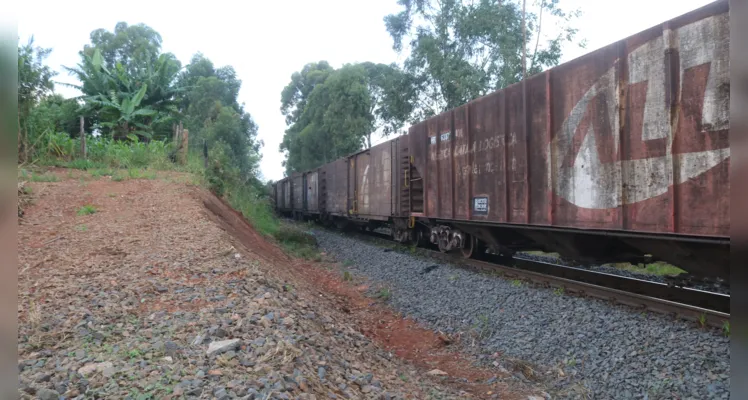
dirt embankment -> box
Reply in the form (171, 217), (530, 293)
(17, 172), (540, 399)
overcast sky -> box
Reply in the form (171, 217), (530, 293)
(16, 0), (714, 181)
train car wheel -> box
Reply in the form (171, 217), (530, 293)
(460, 235), (477, 259)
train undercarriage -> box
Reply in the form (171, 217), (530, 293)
(384, 217), (729, 285)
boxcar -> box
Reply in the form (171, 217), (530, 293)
(346, 137), (409, 221)
(407, 0), (729, 278)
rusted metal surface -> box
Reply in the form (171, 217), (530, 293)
(305, 170), (319, 213)
(281, 179), (291, 210)
(292, 173), (303, 211)
(349, 138), (398, 219)
(409, 0), (730, 238)
(323, 159), (348, 216)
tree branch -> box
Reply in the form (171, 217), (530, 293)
(530, 0), (544, 72)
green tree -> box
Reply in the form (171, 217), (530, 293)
(84, 22), (163, 76)
(178, 53), (263, 186)
(384, 0), (583, 119)
(280, 61), (334, 126)
(279, 61), (418, 174)
(18, 37), (56, 161)
(65, 23), (183, 140)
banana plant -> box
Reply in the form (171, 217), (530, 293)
(88, 83), (157, 139)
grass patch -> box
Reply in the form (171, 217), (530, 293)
(18, 169), (58, 182)
(128, 168), (157, 180)
(226, 184), (279, 238)
(273, 224), (320, 261)
(77, 205), (97, 216)
(607, 261), (686, 277)
(342, 270), (353, 281)
(89, 168), (114, 178)
(376, 287), (391, 300)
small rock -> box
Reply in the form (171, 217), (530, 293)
(103, 366), (117, 378)
(206, 339), (240, 356)
(162, 356), (173, 363)
(208, 369), (223, 376)
(78, 361), (113, 376)
(36, 388), (59, 400)
(318, 367), (327, 381)
(191, 334), (204, 346)
(426, 369), (448, 376)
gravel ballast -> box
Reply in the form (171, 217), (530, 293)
(312, 228), (731, 399)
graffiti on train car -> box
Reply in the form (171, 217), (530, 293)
(550, 13), (729, 210)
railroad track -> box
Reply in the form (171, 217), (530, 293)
(328, 226), (730, 329)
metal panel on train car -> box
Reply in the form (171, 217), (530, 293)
(283, 179), (291, 209)
(452, 105), (469, 220)
(412, 0), (729, 238)
(292, 174), (303, 211)
(352, 140), (394, 218)
(306, 170), (319, 212)
(546, 0), (729, 236)
(467, 92), (506, 222)
(325, 159), (347, 215)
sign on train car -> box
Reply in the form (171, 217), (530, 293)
(409, 0), (729, 238)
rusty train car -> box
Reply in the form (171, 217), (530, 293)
(274, 0), (730, 281)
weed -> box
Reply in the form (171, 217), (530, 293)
(399, 373), (408, 382)
(698, 313), (707, 328)
(376, 287), (391, 300)
(107, 193), (117, 197)
(471, 314), (492, 340)
(128, 168), (156, 180)
(511, 279), (522, 287)
(342, 270), (353, 281)
(608, 261), (686, 277)
(553, 286), (565, 295)
(77, 205), (97, 216)
(343, 259), (354, 267)
(722, 320), (730, 337)
(112, 173), (127, 182)
(29, 173), (58, 182)
(90, 168), (114, 178)
(566, 357), (577, 367)
(128, 349), (141, 359)
(75, 224), (88, 232)
(448, 274), (458, 283)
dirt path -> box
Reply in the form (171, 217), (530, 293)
(18, 172), (541, 399)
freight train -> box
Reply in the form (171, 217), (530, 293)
(273, 0), (730, 282)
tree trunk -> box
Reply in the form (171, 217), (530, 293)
(522, 0), (527, 81)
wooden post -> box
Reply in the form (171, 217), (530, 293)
(80, 116), (87, 159)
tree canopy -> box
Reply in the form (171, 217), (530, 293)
(18, 22), (263, 190)
(279, 61), (416, 175)
(384, 0), (583, 119)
